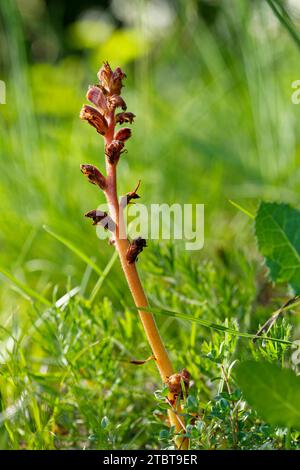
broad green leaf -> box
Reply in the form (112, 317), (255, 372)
(255, 202), (300, 293)
(236, 360), (300, 429)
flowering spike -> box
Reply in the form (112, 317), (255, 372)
(79, 62), (188, 448)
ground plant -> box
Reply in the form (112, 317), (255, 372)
(0, 0), (300, 451)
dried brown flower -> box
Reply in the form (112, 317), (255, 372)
(85, 209), (115, 231)
(109, 67), (126, 95)
(126, 180), (141, 205)
(86, 85), (109, 116)
(97, 62), (126, 95)
(105, 140), (125, 164)
(97, 62), (113, 92)
(166, 369), (191, 397)
(126, 237), (147, 264)
(108, 95), (127, 112)
(80, 105), (108, 135)
(115, 112), (136, 125)
(114, 127), (132, 142)
(80, 164), (106, 189)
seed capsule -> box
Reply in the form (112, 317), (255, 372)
(126, 237), (147, 264)
(79, 105), (108, 135)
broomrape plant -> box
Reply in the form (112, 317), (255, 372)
(79, 62), (189, 449)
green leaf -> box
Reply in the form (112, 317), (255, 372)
(159, 429), (169, 439)
(236, 360), (300, 429)
(266, 0), (300, 52)
(255, 202), (300, 293)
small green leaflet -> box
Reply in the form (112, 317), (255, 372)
(255, 202), (300, 293)
(236, 360), (300, 429)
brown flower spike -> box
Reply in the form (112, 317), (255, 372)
(79, 62), (188, 449)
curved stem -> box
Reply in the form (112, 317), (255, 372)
(103, 119), (188, 449)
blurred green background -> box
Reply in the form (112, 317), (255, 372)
(1, 0), (300, 450)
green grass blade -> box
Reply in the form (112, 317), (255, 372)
(266, 0), (300, 51)
(0, 267), (51, 306)
(228, 200), (255, 219)
(139, 306), (294, 346)
(43, 225), (103, 277)
(90, 250), (118, 302)
(0, 286), (80, 364)
(44, 225), (119, 298)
